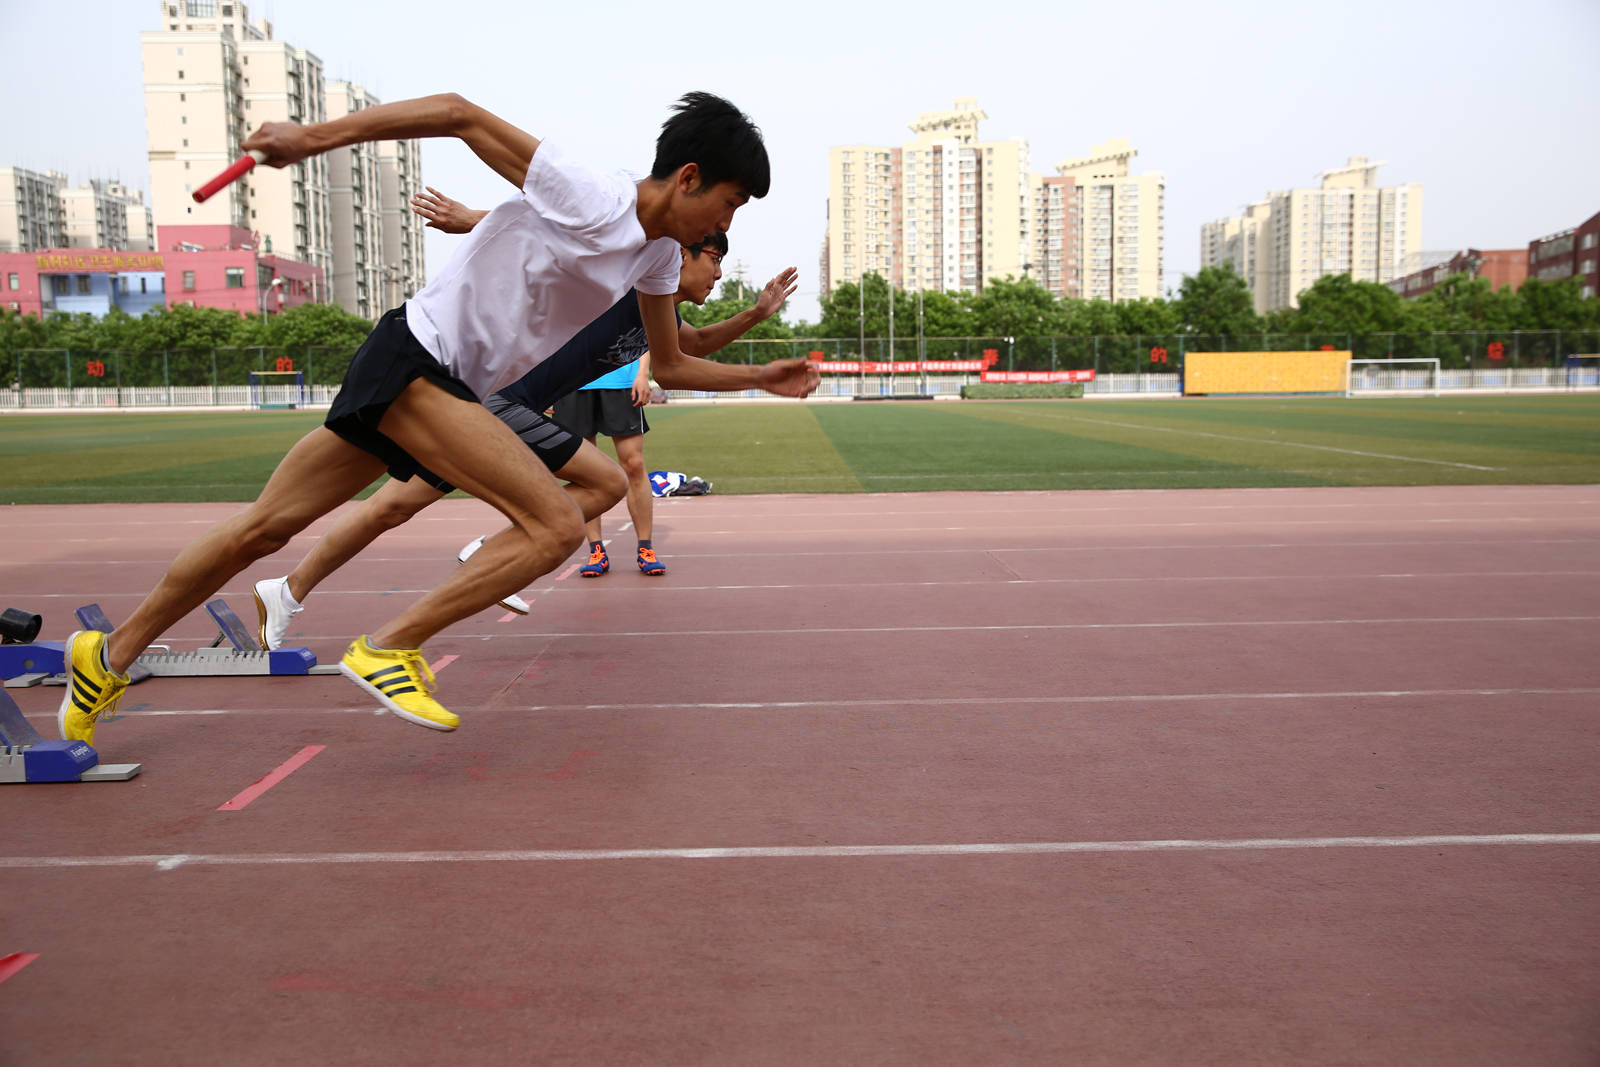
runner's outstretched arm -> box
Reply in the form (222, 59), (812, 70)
(677, 267), (799, 356)
(637, 292), (817, 398)
(243, 94), (539, 188)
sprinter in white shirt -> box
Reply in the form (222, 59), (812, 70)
(57, 91), (817, 742)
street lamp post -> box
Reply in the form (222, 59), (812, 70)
(259, 276), (284, 320)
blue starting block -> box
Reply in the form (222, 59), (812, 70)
(0, 689), (140, 783)
(0, 600), (335, 688)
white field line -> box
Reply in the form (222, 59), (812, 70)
(5, 833), (1599, 872)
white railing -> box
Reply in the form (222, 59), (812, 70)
(1, 371), (1594, 412)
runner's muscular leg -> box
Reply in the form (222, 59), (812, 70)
(554, 440), (628, 522)
(371, 378), (584, 649)
(284, 474), (446, 602)
(106, 427), (388, 672)
(612, 432), (654, 542)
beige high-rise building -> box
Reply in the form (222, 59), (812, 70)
(824, 99), (1033, 298)
(1045, 139), (1165, 302)
(1201, 157), (1422, 311)
(60, 180), (153, 251)
(378, 139), (426, 311)
(142, 1), (416, 301)
(0, 167), (68, 253)
(824, 104), (1163, 304)
(327, 81), (385, 318)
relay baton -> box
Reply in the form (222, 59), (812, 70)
(192, 149), (267, 203)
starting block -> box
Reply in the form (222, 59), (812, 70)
(0, 688), (139, 783)
(0, 600), (337, 688)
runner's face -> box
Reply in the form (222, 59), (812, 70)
(676, 173), (749, 246)
(679, 247), (723, 305)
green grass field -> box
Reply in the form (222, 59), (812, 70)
(2, 395), (1597, 504)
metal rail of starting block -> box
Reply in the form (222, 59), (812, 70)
(0, 599), (337, 687)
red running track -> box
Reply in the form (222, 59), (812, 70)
(1, 484), (1598, 1064)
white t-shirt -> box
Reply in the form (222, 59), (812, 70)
(405, 141), (681, 398)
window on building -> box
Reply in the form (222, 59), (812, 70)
(225, 267), (245, 288)
(183, 271), (195, 291)
(74, 275), (91, 294)
(6, 273), (17, 290)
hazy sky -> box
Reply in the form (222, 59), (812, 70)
(3, 0), (1596, 322)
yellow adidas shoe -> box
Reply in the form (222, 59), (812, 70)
(57, 630), (131, 746)
(339, 635), (459, 731)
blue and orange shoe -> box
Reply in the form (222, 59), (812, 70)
(578, 542), (609, 577)
(57, 630), (130, 746)
(637, 545), (665, 576)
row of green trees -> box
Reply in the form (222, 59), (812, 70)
(6, 265), (1597, 369)
(779, 267), (1600, 341)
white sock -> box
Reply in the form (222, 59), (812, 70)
(279, 580), (303, 612)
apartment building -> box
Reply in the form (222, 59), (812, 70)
(326, 81), (385, 318)
(378, 138), (426, 311)
(1049, 138), (1164, 302)
(1, 169), (153, 255)
(60, 180), (154, 252)
(824, 100), (1033, 298)
(1201, 156), (1422, 311)
(141, 1), (420, 312)
(823, 102), (1163, 303)
(1387, 248), (1527, 299)
(1527, 210), (1600, 299)
(0, 167), (68, 253)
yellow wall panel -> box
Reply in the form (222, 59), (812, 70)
(1184, 351), (1352, 395)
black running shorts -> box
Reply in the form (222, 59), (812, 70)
(324, 306), (480, 481)
(550, 388), (649, 440)
(414, 393), (584, 494)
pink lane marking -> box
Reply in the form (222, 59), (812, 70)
(217, 745), (325, 811)
(431, 654), (459, 672)
(554, 563), (578, 581)
(0, 953), (40, 985)
(497, 612), (518, 623)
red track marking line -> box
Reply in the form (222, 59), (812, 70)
(0, 953), (40, 985)
(217, 745), (325, 811)
(497, 612), (518, 623)
(431, 654), (459, 672)
(553, 563), (578, 581)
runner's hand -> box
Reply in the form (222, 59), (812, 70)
(754, 268), (799, 319)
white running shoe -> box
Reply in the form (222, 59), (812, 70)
(252, 576), (304, 650)
(457, 536), (531, 615)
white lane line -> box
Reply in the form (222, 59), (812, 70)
(6, 833), (1599, 871)
(28, 686), (1600, 722)
(326, 615), (1600, 642)
(1025, 411), (1503, 470)
(9, 537), (1599, 576)
(12, 563), (1600, 602)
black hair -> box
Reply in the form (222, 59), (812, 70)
(687, 232), (729, 258)
(652, 92), (770, 199)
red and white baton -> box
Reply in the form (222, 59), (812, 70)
(192, 149), (267, 203)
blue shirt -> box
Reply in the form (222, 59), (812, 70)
(495, 289), (680, 409)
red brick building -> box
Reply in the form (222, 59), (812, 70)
(1387, 248), (1528, 299)
(1527, 210), (1600, 299)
